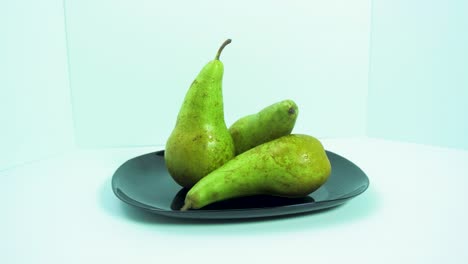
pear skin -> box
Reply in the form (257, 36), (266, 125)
(181, 134), (331, 210)
(165, 40), (235, 188)
(229, 99), (298, 154)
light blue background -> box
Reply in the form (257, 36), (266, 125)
(1, 1), (74, 170)
(1, 0), (467, 171)
(64, 0), (370, 147)
(368, 0), (468, 150)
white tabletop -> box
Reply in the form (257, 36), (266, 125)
(2, 138), (468, 263)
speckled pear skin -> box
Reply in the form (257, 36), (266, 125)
(181, 134), (331, 210)
(165, 40), (235, 188)
(229, 99), (298, 155)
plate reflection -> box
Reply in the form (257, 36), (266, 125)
(171, 188), (315, 211)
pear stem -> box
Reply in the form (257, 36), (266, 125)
(215, 39), (232, 60)
(180, 201), (192, 211)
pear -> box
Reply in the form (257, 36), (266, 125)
(181, 134), (331, 210)
(229, 99), (298, 154)
(165, 39), (235, 188)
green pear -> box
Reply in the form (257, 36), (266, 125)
(229, 99), (298, 154)
(181, 134), (331, 210)
(165, 39), (235, 188)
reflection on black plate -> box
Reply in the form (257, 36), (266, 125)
(111, 150), (369, 219)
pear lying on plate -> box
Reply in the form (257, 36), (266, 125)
(229, 99), (298, 155)
(181, 134), (331, 210)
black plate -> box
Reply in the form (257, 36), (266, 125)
(111, 150), (369, 219)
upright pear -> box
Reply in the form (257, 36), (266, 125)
(165, 39), (235, 188)
(229, 99), (298, 154)
(181, 134), (331, 210)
